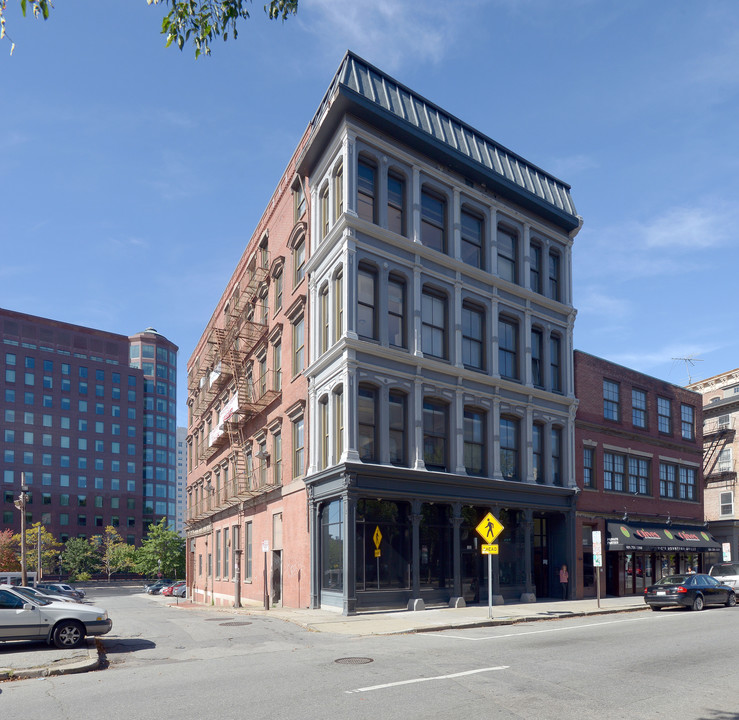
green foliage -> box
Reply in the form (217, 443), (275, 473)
(62, 537), (102, 581)
(134, 518), (185, 579)
(0, 0), (52, 54)
(12, 522), (63, 573)
(148, 0), (298, 58)
(0, 529), (20, 571)
(92, 526), (135, 581)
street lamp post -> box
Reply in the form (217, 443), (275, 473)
(13, 472), (29, 586)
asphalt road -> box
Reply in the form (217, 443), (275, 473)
(1, 586), (738, 719)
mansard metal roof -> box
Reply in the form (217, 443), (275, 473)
(299, 51), (581, 233)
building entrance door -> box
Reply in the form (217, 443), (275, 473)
(271, 550), (282, 607)
(533, 516), (549, 598)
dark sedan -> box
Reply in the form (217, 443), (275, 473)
(644, 573), (736, 611)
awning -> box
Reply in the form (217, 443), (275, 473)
(606, 522), (721, 553)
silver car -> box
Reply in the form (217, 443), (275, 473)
(708, 562), (739, 588)
(0, 584), (111, 648)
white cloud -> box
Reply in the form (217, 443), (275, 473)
(301, 0), (463, 70)
(576, 287), (631, 320)
(641, 205), (733, 249)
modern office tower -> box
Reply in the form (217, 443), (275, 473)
(1, 308), (177, 545)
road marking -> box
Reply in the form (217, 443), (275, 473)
(431, 614), (674, 641)
(345, 665), (509, 693)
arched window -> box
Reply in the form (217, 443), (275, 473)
(423, 399), (448, 472)
(357, 156), (377, 224)
(358, 385), (378, 462)
(463, 407), (485, 476)
(421, 188), (447, 254)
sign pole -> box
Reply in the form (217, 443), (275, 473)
(487, 554), (493, 619)
(596, 567), (601, 609)
(592, 530), (603, 609)
(475, 512), (505, 618)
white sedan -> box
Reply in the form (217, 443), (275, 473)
(0, 584), (112, 649)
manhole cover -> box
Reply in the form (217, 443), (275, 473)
(220, 621), (252, 627)
(334, 657), (374, 665)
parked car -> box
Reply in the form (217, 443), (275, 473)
(173, 583), (187, 598)
(13, 585), (76, 604)
(0, 584), (112, 648)
(708, 563), (739, 588)
(161, 581), (185, 597)
(37, 582), (85, 601)
(145, 580), (174, 595)
(644, 573), (737, 611)
(143, 578), (172, 592)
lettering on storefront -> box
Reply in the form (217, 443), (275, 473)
(634, 530), (661, 540)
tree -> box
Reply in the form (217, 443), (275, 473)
(61, 538), (101, 581)
(12, 522), (62, 574)
(135, 518), (185, 579)
(0, 529), (20, 571)
(92, 526), (135, 582)
(1, 1), (298, 58)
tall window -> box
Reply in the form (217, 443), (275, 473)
(274, 271), (283, 311)
(657, 397), (672, 434)
(720, 491), (733, 516)
(319, 285), (329, 354)
(357, 265), (378, 340)
(357, 158), (377, 223)
(387, 172), (405, 236)
(421, 289), (447, 359)
(423, 399), (448, 472)
(462, 304), (484, 370)
(497, 226), (518, 284)
(531, 329), (543, 387)
(659, 462), (676, 498)
(293, 238), (306, 286)
(273, 341), (282, 391)
(244, 521), (252, 581)
(388, 275), (406, 348)
(293, 182), (306, 221)
(333, 270), (343, 344)
(628, 457), (649, 495)
(632, 389), (647, 428)
(548, 251), (560, 301)
(603, 380), (619, 421)
(215, 530), (221, 577)
(679, 467), (696, 500)
(389, 391), (406, 466)
(551, 427), (562, 486)
(333, 163), (343, 221)
(461, 209), (483, 268)
(292, 318), (304, 375)
(681, 404), (695, 440)
(273, 433), (282, 486)
(463, 408), (485, 476)
(421, 189), (446, 253)
(292, 418), (304, 478)
(550, 335), (561, 392)
(500, 417), (519, 480)
(532, 423), (543, 483)
(498, 318), (518, 380)
(604, 452), (625, 492)
(358, 386), (377, 462)
(583, 447), (594, 488)
(530, 244), (542, 293)
(718, 447), (732, 472)
(320, 185), (330, 239)
(333, 388), (344, 464)
(319, 397), (329, 470)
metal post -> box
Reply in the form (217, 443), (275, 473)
(487, 554), (493, 619)
(37, 525), (42, 584)
(15, 473), (28, 586)
(263, 547), (269, 610)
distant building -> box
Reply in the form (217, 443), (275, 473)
(0, 308), (178, 545)
(574, 351), (716, 598)
(175, 426), (187, 535)
(186, 51), (583, 612)
(687, 370), (739, 564)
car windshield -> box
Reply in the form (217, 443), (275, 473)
(710, 564), (739, 576)
(14, 589), (52, 606)
(655, 575), (688, 586)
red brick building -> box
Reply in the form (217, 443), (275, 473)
(573, 351), (717, 598)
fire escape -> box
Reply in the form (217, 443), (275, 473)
(187, 255), (282, 524)
(703, 417), (735, 483)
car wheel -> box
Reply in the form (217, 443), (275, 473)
(727, 593), (737, 608)
(692, 595), (704, 612)
(650, 605), (661, 611)
(52, 620), (85, 649)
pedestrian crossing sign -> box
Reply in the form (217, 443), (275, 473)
(476, 512), (504, 543)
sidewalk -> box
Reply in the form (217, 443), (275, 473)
(0, 594), (647, 681)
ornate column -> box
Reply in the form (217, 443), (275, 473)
(449, 503), (464, 607)
(408, 499), (424, 610)
(342, 484), (357, 615)
(520, 509), (536, 603)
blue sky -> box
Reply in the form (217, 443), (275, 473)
(2, 0), (738, 420)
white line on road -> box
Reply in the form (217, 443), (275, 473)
(345, 666), (509, 693)
(430, 614), (679, 641)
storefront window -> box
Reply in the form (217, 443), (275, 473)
(355, 500), (410, 591)
(420, 504), (453, 590)
(321, 499), (343, 592)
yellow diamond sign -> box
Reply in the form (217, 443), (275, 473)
(476, 512), (504, 543)
(373, 526), (382, 549)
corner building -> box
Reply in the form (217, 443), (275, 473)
(186, 52), (583, 613)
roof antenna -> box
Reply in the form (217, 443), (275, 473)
(672, 355), (703, 384)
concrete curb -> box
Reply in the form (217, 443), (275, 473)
(0, 639), (101, 681)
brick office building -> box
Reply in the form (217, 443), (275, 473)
(1, 308), (178, 546)
(573, 351), (717, 598)
(186, 51), (584, 612)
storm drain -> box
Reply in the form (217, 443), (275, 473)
(334, 657), (374, 665)
(220, 621), (252, 627)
